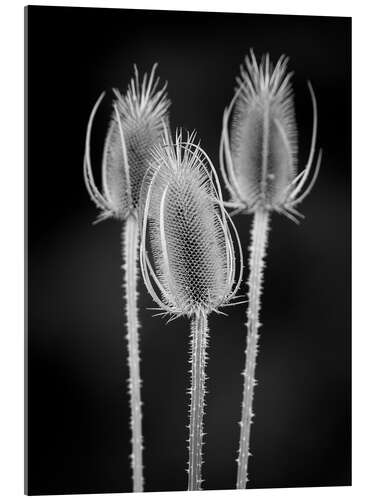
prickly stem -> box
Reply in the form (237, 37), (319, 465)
(237, 209), (270, 489)
(122, 215), (144, 492)
(188, 310), (209, 491)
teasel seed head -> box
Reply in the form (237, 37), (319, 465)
(140, 127), (243, 318)
(220, 50), (322, 222)
(84, 64), (170, 222)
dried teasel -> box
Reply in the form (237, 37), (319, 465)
(219, 50), (322, 489)
(83, 64), (170, 492)
(220, 49), (321, 221)
(84, 63), (170, 222)
(139, 128), (243, 490)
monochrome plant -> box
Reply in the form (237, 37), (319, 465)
(83, 50), (322, 493)
(84, 64), (170, 492)
(219, 50), (322, 489)
(139, 128), (243, 490)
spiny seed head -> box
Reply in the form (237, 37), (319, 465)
(84, 64), (170, 223)
(220, 50), (322, 223)
(140, 128), (243, 318)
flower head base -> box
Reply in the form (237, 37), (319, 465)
(220, 50), (322, 222)
(140, 128), (243, 318)
(84, 64), (170, 222)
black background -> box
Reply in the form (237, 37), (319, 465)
(26, 6), (351, 495)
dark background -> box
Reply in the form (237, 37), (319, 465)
(26, 6), (351, 495)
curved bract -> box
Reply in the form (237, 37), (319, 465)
(84, 64), (170, 222)
(220, 50), (322, 222)
(140, 128), (243, 318)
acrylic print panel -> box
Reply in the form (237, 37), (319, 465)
(25, 5), (351, 495)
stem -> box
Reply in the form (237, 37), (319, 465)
(122, 214), (144, 492)
(237, 209), (270, 489)
(188, 310), (209, 491)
